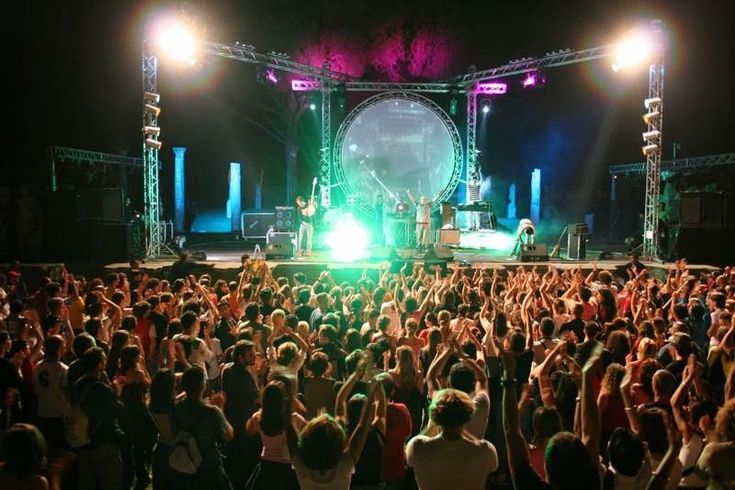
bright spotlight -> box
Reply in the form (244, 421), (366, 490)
(309, 103), (317, 111)
(326, 214), (370, 262)
(480, 99), (491, 114)
(154, 22), (198, 65)
(611, 29), (656, 72)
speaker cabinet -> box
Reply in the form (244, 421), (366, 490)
(275, 206), (295, 232)
(266, 231), (296, 259)
(241, 211), (276, 239)
(680, 192), (724, 228)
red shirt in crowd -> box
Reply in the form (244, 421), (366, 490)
(382, 401), (412, 483)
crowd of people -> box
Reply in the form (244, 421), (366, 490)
(0, 255), (734, 490)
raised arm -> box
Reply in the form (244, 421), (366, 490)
(425, 344), (453, 396)
(335, 361), (366, 421)
(620, 363), (642, 435)
(670, 355), (695, 444)
(348, 380), (378, 465)
(581, 343), (602, 464)
(501, 349), (532, 478)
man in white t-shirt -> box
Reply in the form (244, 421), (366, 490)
(33, 335), (69, 449)
(406, 389), (498, 490)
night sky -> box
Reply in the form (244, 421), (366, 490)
(6, 0), (735, 229)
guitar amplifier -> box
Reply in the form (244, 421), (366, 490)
(568, 223), (589, 235)
(275, 206), (295, 232)
(266, 231), (296, 259)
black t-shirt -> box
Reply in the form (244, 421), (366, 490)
(149, 311), (168, 352)
(172, 399), (229, 471)
(295, 304), (315, 324)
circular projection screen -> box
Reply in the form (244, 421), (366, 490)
(334, 92), (462, 211)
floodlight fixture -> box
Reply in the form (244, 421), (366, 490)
(480, 98), (491, 114)
(143, 92), (160, 104)
(309, 102), (317, 111)
(642, 130), (660, 142)
(641, 144), (659, 156)
(143, 126), (161, 137)
(145, 138), (162, 150)
(644, 97), (662, 109)
(642, 111), (660, 124)
(144, 103), (161, 117)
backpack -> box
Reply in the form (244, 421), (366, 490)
(63, 382), (107, 449)
(168, 406), (207, 474)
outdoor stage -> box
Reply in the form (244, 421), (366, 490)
(101, 230), (719, 283)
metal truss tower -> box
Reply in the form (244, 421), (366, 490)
(465, 90), (478, 204)
(319, 62), (332, 207)
(142, 49), (162, 258)
(642, 24), (666, 259)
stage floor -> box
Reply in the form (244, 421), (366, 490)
(101, 229), (719, 282)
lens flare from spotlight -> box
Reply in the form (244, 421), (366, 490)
(611, 30), (656, 72)
(155, 22), (197, 65)
(326, 215), (370, 262)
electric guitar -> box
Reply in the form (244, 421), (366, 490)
(301, 177), (317, 217)
(550, 226), (568, 258)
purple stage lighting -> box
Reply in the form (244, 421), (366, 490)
(475, 82), (507, 94)
(291, 80), (322, 91)
(522, 73), (537, 87)
(265, 68), (278, 85)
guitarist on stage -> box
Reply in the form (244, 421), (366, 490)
(296, 178), (317, 257)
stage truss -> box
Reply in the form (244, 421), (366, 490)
(141, 21), (666, 258)
(332, 91), (464, 213)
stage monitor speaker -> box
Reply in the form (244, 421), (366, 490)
(520, 243), (549, 262)
(266, 231), (296, 259)
(241, 210), (276, 239)
(680, 191), (724, 228)
(423, 246), (449, 276)
(275, 206), (295, 232)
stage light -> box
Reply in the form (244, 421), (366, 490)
(644, 97), (662, 109)
(309, 102), (316, 111)
(642, 111), (660, 124)
(611, 28), (656, 72)
(145, 138), (162, 150)
(143, 126), (161, 137)
(480, 99), (491, 114)
(144, 103), (161, 117)
(257, 66), (279, 85)
(642, 130), (660, 142)
(291, 80), (321, 91)
(475, 82), (507, 95)
(642, 144), (659, 156)
(153, 21), (197, 65)
(522, 73), (537, 87)
(326, 213), (370, 262)
(143, 92), (160, 104)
